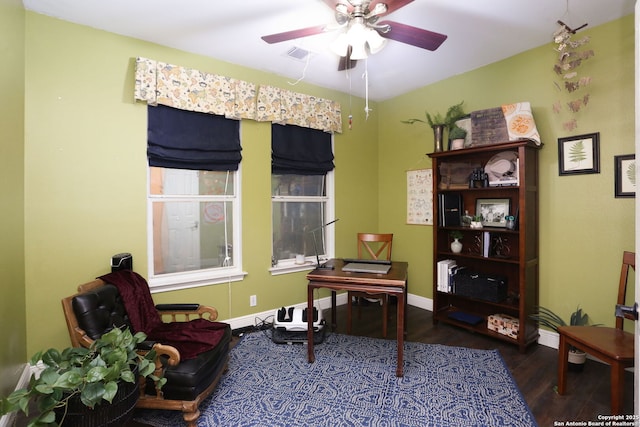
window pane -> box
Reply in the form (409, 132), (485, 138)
(150, 167), (234, 196)
(272, 201), (325, 261)
(152, 200), (233, 275)
(272, 174), (325, 197)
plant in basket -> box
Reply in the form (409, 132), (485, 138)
(0, 327), (165, 427)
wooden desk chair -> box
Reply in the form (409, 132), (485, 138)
(346, 233), (393, 338)
(557, 251), (636, 415)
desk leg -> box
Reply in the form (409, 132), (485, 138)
(404, 281), (408, 337)
(331, 291), (337, 331)
(396, 291), (405, 377)
(307, 284), (315, 363)
(557, 335), (568, 395)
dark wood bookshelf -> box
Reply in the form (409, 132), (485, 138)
(429, 140), (542, 352)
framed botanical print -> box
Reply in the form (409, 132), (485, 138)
(614, 154), (636, 198)
(558, 132), (600, 176)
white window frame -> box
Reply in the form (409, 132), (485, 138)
(146, 165), (245, 293)
(270, 158), (335, 275)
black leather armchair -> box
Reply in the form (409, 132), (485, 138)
(61, 278), (231, 427)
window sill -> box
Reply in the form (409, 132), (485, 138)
(269, 261), (318, 276)
(149, 269), (247, 293)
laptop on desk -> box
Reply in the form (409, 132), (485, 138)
(341, 259), (392, 274)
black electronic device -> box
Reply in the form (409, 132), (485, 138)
(469, 167), (489, 188)
(111, 253), (132, 272)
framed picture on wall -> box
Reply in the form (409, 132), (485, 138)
(614, 154), (636, 198)
(558, 132), (600, 176)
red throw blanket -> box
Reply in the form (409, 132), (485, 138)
(99, 270), (228, 360)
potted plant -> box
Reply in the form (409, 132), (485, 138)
(402, 101), (466, 152)
(0, 327), (166, 427)
(449, 230), (463, 253)
(449, 125), (467, 150)
(529, 305), (599, 372)
(470, 215), (483, 229)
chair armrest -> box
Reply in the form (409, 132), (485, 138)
(151, 343), (181, 366)
(156, 303), (200, 311)
(155, 304), (219, 322)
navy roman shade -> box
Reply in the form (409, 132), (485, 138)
(271, 124), (334, 175)
(148, 105), (241, 171)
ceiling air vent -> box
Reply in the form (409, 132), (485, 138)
(285, 46), (311, 61)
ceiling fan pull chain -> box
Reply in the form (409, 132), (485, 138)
(363, 60), (371, 120)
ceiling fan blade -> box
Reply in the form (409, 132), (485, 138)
(338, 56), (358, 71)
(261, 25), (329, 44)
(338, 45), (358, 71)
(377, 20), (447, 51)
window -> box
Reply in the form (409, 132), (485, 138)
(270, 124), (335, 273)
(146, 105), (244, 291)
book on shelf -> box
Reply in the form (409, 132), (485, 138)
(483, 231), (491, 257)
(437, 259), (455, 293)
(438, 193), (462, 227)
(436, 260), (466, 293)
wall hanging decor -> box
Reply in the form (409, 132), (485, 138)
(614, 154), (636, 198)
(407, 168), (433, 225)
(558, 132), (600, 176)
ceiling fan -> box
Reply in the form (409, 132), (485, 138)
(261, 0), (447, 71)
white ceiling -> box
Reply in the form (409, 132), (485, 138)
(23, 0), (635, 101)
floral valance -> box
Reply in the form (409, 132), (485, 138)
(134, 57), (342, 133)
(134, 57), (256, 120)
(256, 85), (342, 133)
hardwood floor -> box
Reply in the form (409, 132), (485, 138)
(128, 303), (634, 427)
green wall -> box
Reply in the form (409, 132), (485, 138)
(22, 12), (379, 355)
(3, 10), (635, 364)
(379, 15), (635, 327)
(0, 0), (27, 398)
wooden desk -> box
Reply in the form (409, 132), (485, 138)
(306, 259), (409, 376)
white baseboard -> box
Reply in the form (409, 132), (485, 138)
(225, 292), (349, 331)
(224, 293), (560, 351)
(0, 363), (32, 427)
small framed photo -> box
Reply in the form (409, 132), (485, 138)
(558, 132), (600, 176)
(614, 154), (636, 198)
(476, 198), (510, 228)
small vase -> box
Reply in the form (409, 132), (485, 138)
(432, 124), (445, 152)
(450, 238), (462, 253)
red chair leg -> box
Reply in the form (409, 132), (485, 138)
(610, 361), (625, 415)
(557, 334), (569, 395)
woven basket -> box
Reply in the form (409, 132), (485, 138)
(56, 376), (139, 427)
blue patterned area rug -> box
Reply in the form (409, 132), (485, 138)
(134, 332), (537, 427)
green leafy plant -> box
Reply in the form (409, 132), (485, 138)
(0, 327), (165, 427)
(529, 305), (600, 354)
(449, 230), (464, 240)
(529, 305), (595, 331)
(402, 101), (466, 132)
(449, 125), (467, 140)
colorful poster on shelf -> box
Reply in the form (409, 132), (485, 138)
(407, 169), (433, 225)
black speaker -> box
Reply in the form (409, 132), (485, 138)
(111, 253), (132, 272)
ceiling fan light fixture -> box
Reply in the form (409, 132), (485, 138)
(349, 42), (368, 60)
(330, 32), (350, 57)
(365, 28), (387, 54)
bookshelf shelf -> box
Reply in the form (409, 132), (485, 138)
(429, 140), (542, 352)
